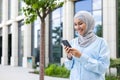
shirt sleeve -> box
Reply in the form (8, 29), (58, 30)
(64, 58), (74, 70)
(73, 39), (110, 75)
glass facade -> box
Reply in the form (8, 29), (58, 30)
(116, 0), (120, 75)
(49, 7), (63, 63)
(117, 0), (120, 58)
(8, 0), (11, 20)
(18, 0), (24, 15)
(33, 17), (40, 63)
(75, 0), (92, 13)
(18, 21), (24, 66)
(75, 0), (103, 37)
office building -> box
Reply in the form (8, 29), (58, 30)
(0, 0), (119, 68)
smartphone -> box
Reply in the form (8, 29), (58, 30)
(62, 40), (71, 47)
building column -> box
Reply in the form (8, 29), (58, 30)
(11, 0), (18, 19)
(45, 15), (49, 67)
(11, 22), (18, 66)
(10, 0), (18, 66)
(61, 0), (74, 64)
(103, 0), (117, 74)
(1, 26), (8, 65)
(103, 0), (116, 58)
(2, 0), (8, 22)
(1, 0), (8, 65)
(23, 24), (32, 68)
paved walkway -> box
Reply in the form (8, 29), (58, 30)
(0, 65), (69, 80)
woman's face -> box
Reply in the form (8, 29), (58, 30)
(74, 18), (87, 36)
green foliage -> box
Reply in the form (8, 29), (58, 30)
(96, 24), (103, 37)
(32, 64), (37, 69)
(109, 58), (120, 79)
(110, 58), (120, 68)
(105, 75), (118, 80)
(31, 59), (120, 79)
(22, 0), (64, 24)
(52, 26), (62, 45)
(33, 69), (39, 74)
(45, 64), (70, 78)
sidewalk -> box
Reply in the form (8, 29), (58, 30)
(0, 65), (69, 80)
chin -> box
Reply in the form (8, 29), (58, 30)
(79, 32), (83, 35)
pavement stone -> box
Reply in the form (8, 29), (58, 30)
(0, 65), (69, 80)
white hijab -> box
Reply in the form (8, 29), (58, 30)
(74, 11), (97, 47)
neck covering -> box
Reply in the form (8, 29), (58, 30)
(74, 11), (97, 47)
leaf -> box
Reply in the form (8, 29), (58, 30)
(22, 0), (64, 23)
(32, 3), (39, 9)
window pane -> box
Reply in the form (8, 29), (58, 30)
(50, 7), (63, 63)
(93, 0), (102, 10)
(93, 10), (102, 37)
(18, 0), (24, 15)
(117, 0), (120, 58)
(8, 0), (11, 19)
(33, 17), (40, 63)
(75, 0), (92, 13)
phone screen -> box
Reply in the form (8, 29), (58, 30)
(62, 40), (71, 47)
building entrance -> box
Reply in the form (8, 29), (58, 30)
(8, 34), (11, 65)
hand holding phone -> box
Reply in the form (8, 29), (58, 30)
(62, 40), (72, 60)
(62, 40), (71, 47)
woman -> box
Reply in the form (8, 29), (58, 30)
(64, 11), (110, 80)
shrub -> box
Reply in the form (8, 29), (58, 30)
(45, 64), (70, 78)
(105, 75), (119, 80)
(110, 58), (120, 68)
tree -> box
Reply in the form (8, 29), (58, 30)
(95, 24), (102, 37)
(22, 0), (63, 80)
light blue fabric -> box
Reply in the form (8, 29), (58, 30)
(64, 36), (110, 80)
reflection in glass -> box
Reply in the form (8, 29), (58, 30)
(33, 17), (40, 63)
(8, 0), (11, 20)
(93, 10), (102, 37)
(18, 0), (24, 15)
(116, 0), (120, 75)
(18, 21), (24, 66)
(93, 0), (102, 10)
(75, 0), (92, 13)
(50, 7), (63, 63)
(117, 0), (120, 58)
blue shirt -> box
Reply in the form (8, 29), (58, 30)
(64, 37), (110, 80)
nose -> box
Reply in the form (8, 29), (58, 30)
(75, 25), (82, 30)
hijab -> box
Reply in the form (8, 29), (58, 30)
(74, 11), (97, 47)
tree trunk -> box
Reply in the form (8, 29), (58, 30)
(40, 19), (45, 80)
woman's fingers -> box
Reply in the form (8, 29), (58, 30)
(64, 47), (81, 58)
(64, 46), (71, 53)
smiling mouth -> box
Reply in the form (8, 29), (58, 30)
(79, 28), (83, 32)
(77, 28), (83, 35)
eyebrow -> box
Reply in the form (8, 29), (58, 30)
(79, 19), (84, 23)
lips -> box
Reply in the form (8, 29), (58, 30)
(78, 27), (83, 32)
(76, 27), (83, 35)
(80, 28), (83, 32)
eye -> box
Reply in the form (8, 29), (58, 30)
(74, 23), (77, 26)
(78, 22), (83, 25)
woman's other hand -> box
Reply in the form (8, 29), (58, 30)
(70, 48), (81, 58)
